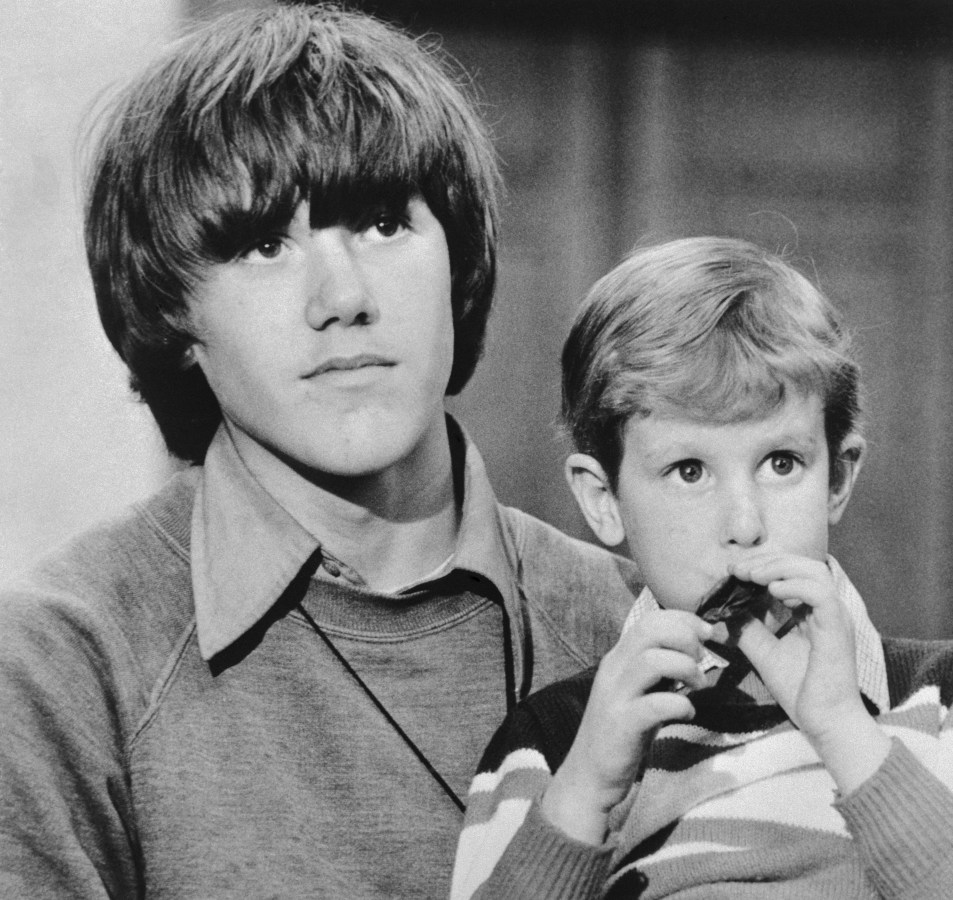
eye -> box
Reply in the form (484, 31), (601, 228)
(668, 459), (705, 485)
(362, 207), (410, 241)
(240, 237), (286, 264)
(765, 451), (802, 477)
(374, 213), (404, 238)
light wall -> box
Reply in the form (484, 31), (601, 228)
(0, 2), (180, 581)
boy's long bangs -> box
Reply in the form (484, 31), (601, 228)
(85, 5), (496, 460)
(153, 67), (452, 280)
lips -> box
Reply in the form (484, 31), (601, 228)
(305, 354), (395, 377)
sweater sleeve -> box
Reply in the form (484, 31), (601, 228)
(451, 668), (611, 900)
(834, 639), (953, 898)
(453, 798), (614, 900)
(836, 738), (953, 900)
(833, 638), (953, 900)
(0, 581), (142, 898)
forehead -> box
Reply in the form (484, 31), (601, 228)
(622, 392), (826, 463)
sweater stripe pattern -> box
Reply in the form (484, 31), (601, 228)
(607, 688), (950, 898)
(452, 575), (953, 899)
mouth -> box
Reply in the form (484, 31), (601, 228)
(697, 576), (806, 644)
(305, 354), (395, 378)
(697, 577), (774, 629)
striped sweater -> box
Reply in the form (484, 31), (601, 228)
(452, 637), (953, 899)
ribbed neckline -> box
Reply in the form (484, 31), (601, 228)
(299, 570), (499, 641)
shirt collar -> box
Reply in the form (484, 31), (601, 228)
(191, 427), (320, 660)
(443, 416), (516, 600)
(621, 555), (890, 713)
(191, 416), (517, 661)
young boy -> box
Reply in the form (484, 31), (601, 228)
(0, 7), (640, 898)
(452, 237), (953, 899)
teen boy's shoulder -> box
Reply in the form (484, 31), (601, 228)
(498, 504), (641, 658)
(0, 471), (199, 898)
(0, 469), (198, 678)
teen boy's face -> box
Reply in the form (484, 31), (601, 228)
(573, 394), (858, 612)
(188, 197), (454, 480)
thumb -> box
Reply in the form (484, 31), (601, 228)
(735, 618), (803, 721)
(735, 617), (778, 672)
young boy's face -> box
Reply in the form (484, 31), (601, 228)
(570, 392), (861, 612)
(188, 197), (454, 481)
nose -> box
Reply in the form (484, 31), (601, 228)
(722, 482), (766, 549)
(304, 228), (377, 330)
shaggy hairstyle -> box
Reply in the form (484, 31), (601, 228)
(562, 236), (862, 489)
(84, 3), (500, 463)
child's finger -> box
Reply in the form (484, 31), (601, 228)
(767, 576), (832, 610)
(728, 552), (786, 582)
(637, 691), (696, 729)
(638, 648), (712, 694)
(622, 609), (715, 659)
(733, 555), (828, 587)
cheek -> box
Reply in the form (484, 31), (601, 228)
(623, 505), (686, 567)
(769, 482), (832, 556)
(415, 279), (455, 375)
(191, 330), (274, 413)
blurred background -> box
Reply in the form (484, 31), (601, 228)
(3, 0), (953, 638)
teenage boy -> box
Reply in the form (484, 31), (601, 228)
(452, 237), (953, 899)
(0, 7), (639, 898)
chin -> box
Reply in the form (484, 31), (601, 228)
(304, 440), (423, 481)
(265, 408), (442, 481)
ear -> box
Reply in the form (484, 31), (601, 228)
(182, 343), (199, 369)
(177, 304), (203, 370)
(828, 433), (866, 525)
(565, 453), (626, 546)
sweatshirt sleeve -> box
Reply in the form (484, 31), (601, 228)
(450, 668), (612, 900)
(0, 582), (142, 898)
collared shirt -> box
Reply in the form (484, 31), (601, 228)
(192, 417), (522, 665)
(0, 414), (641, 899)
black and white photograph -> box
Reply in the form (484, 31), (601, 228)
(3, 1), (953, 896)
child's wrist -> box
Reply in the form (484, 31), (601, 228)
(541, 783), (611, 846)
(807, 709), (892, 796)
(542, 759), (620, 846)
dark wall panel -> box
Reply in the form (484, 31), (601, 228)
(192, 0), (953, 638)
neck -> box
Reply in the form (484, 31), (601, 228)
(228, 419), (460, 592)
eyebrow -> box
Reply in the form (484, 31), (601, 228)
(636, 420), (823, 468)
(758, 427), (820, 449)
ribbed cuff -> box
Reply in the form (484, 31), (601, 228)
(488, 800), (616, 900)
(836, 737), (953, 899)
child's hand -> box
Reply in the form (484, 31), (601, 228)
(730, 553), (891, 793)
(541, 609), (717, 844)
(729, 553), (855, 732)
